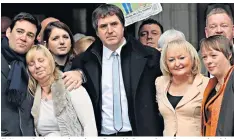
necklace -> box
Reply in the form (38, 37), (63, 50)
(215, 83), (222, 92)
(44, 97), (48, 102)
(42, 89), (51, 102)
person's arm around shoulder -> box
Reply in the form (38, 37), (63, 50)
(71, 53), (85, 70)
(63, 53), (87, 91)
(68, 86), (97, 136)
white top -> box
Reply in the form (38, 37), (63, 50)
(36, 86), (97, 136)
(101, 38), (132, 134)
(68, 87), (97, 136)
(233, 44), (234, 53)
(37, 99), (61, 136)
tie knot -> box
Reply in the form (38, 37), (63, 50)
(112, 51), (119, 56)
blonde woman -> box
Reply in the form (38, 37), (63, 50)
(155, 40), (209, 136)
(26, 45), (97, 136)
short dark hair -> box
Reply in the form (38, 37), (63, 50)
(205, 4), (233, 22)
(138, 18), (164, 37)
(10, 12), (41, 42)
(92, 4), (125, 31)
(43, 21), (75, 55)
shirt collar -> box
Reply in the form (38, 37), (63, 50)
(103, 38), (126, 60)
(233, 44), (234, 53)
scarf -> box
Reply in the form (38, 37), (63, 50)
(1, 37), (29, 108)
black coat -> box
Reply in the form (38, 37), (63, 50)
(1, 39), (35, 136)
(216, 68), (234, 136)
(72, 35), (164, 136)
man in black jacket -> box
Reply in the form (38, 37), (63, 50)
(201, 4), (234, 76)
(72, 4), (163, 136)
(1, 12), (84, 136)
(1, 12), (41, 136)
(138, 18), (163, 51)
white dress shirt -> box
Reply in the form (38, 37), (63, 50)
(233, 44), (234, 53)
(101, 39), (132, 134)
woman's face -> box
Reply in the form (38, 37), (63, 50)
(48, 27), (71, 56)
(166, 46), (193, 77)
(27, 51), (52, 82)
(201, 47), (231, 78)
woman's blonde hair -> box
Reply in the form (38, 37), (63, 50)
(160, 39), (201, 76)
(26, 44), (60, 95)
(74, 36), (95, 55)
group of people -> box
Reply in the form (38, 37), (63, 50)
(1, 3), (234, 137)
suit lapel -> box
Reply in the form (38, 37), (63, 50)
(1, 54), (10, 79)
(121, 49), (131, 101)
(176, 84), (200, 108)
(83, 42), (102, 104)
(177, 74), (204, 108)
(85, 61), (100, 103)
(130, 51), (147, 98)
(160, 78), (176, 112)
(201, 77), (217, 135)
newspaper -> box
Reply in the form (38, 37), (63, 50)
(111, 3), (163, 26)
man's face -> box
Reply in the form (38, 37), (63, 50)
(37, 18), (59, 43)
(139, 24), (162, 49)
(96, 14), (124, 50)
(6, 20), (37, 54)
(205, 13), (234, 43)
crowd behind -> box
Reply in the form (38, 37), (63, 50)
(1, 3), (234, 137)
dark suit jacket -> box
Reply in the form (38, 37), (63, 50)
(216, 67), (234, 136)
(72, 35), (163, 136)
(201, 66), (234, 136)
(1, 39), (35, 136)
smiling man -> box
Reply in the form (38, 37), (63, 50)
(72, 4), (163, 136)
(1, 12), (81, 137)
(205, 4), (234, 46)
(200, 4), (234, 77)
(1, 12), (41, 136)
(138, 19), (164, 51)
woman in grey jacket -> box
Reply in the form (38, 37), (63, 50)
(26, 44), (97, 136)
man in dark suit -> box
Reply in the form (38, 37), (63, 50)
(200, 4), (234, 77)
(1, 12), (41, 136)
(72, 4), (163, 136)
(1, 12), (82, 136)
(138, 18), (164, 51)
